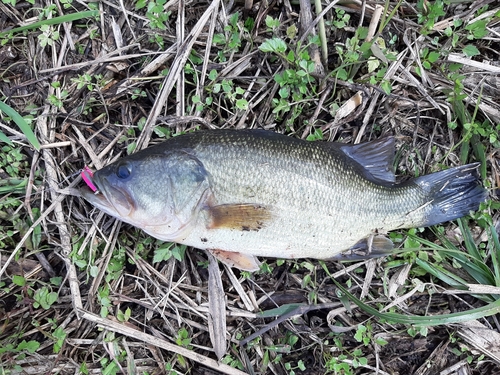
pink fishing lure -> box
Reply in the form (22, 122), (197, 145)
(81, 166), (98, 192)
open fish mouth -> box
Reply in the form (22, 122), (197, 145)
(80, 166), (133, 217)
(79, 168), (112, 212)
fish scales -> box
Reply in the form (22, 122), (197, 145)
(175, 131), (423, 258)
(81, 129), (487, 270)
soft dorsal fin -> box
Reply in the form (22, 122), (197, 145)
(339, 137), (396, 184)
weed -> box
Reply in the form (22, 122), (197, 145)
(323, 336), (367, 374)
(175, 328), (193, 368)
(33, 286), (58, 309)
(52, 326), (66, 354)
(284, 359), (306, 375)
(213, 12), (244, 60)
(37, 24), (59, 47)
(417, 0), (446, 34)
(135, 0), (171, 30)
(259, 36), (319, 125)
(153, 242), (186, 263)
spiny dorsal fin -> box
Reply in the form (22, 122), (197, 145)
(207, 203), (272, 231)
(339, 137), (396, 184)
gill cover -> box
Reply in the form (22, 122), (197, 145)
(91, 150), (211, 241)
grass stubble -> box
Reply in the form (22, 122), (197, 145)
(0, 0), (499, 374)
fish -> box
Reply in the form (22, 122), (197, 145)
(80, 129), (488, 271)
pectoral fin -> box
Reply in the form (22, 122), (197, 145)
(207, 203), (272, 231)
(208, 249), (261, 271)
(331, 235), (394, 261)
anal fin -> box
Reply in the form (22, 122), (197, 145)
(208, 249), (261, 271)
(330, 235), (394, 261)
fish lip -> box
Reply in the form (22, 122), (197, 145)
(81, 172), (134, 217)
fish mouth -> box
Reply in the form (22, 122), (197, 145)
(80, 173), (134, 218)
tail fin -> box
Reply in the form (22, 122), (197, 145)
(415, 163), (488, 227)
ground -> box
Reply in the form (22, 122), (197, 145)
(0, 0), (500, 374)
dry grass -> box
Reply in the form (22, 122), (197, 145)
(1, 0), (500, 374)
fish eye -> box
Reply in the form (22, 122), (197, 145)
(116, 163), (132, 179)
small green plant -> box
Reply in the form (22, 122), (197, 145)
(213, 12), (244, 61)
(153, 243), (186, 263)
(47, 89), (69, 108)
(38, 24), (59, 47)
(117, 307), (132, 322)
(98, 285), (112, 318)
(175, 328), (193, 368)
(416, 0), (446, 34)
(52, 326), (67, 354)
(71, 73), (109, 91)
(327, 8), (351, 29)
(221, 352), (244, 370)
(135, 0), (171, 30)
(60, 0), (72, 9)
(175, 327), (192, 348)
(131, 88), (147, 100)
(284, 359), (306, 375)
(33, 286), (58, 309)
(259, 36), (319, 125)
(0, 145), (28, 178)
(0, 339), (40, 359)
(416, 47), (440, 76)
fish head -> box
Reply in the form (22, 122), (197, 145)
(81, 150), (211, 241)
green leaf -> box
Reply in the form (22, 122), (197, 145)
(336, 68), (348, 80)
(17, 340), (40, 353)
(135, 0), (147, 9)
(257, 303), (303, 318)
(12, 275), (26, 286)
(208, 69), (218, 81)
(153, 245), (173, 263)
(0, 130), (13, 146)
(465, 20), (488, 39)
(0, 101), (40, 150)
(213, 34), (226, 45)
(265, 16), (280, 30)
(427, 51), (440, 63)
(236, 98), (248, 110)
(380, 81), (392, 95)
(462, 44), (480, 57)
(259, 38), (287, 54)
(367, 57), (380, 73)
(171, 245), (186, 261)
(286, 24), (297, 39)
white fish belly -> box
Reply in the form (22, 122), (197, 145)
(180, 205), (383, 259)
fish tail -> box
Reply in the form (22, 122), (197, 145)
(414, 163), (488, 227)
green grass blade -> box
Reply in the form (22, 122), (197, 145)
(471, 134), (487, 179)
(0, 101), (40, 151)
(257, 303), (304, 318)
(321, 262), (500, 326)
(0, 129), (13, 146)
(0, 178), (28, 194)
(458, 217), (482, 259)
(0, 10), (99, 38)
(490, 226), (500, 286)
(415, 258), (468, 289)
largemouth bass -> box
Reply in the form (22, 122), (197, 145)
(81, 130), (487, 271)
